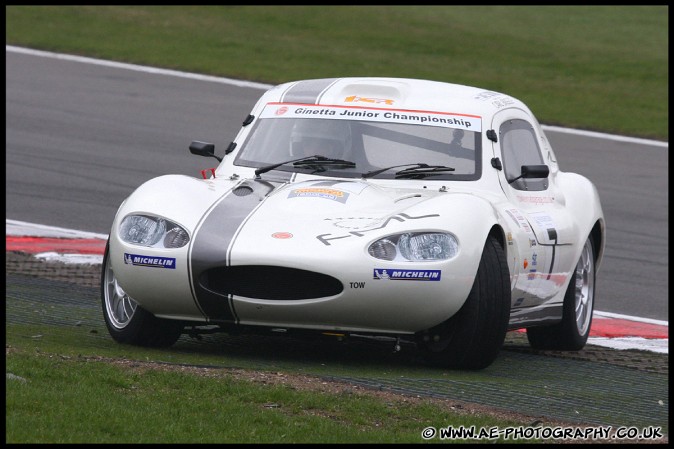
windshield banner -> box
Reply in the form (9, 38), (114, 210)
(261, 102), (481, 132)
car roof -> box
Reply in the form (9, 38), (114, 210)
(263, 77), (531, 120)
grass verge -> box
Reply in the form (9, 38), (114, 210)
(7, 325), (537, 444)
(5, 5), (668, 140)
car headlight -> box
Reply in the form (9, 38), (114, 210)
(368, 232), (458, 261)
(119, 214), (190, 248)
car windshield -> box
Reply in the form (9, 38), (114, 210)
(233, 103), (482, 180)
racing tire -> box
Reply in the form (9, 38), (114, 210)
(101, 241), (184, 348)
(416, 235), (510, 370)
(526, 236), (595, 350)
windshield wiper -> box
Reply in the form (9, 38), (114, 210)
(362, 163), (455, 179)
(394, 165), (455, 179)
(293, 157), (356, 170)
(255, 155), (356, 177)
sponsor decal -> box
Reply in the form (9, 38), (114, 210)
(272, 232), (293, 239)
(527, 269), (537, 281)
(528, 211), (557, 229)
(516, 195), (555, 204)
(288, 187), (349, 203)
(124, 253), (176, 269)
(294, 180), (369, 195)
(344, 95), (394, 105)
(473, 91), (516, 109)
(531, 252), (538, 266)
(504, 208), (534, 234)
(474, 91), (502, 101)
(325, 216), (385, 230)
(317, 212), (440, 245)
(260, 102), (481, 131)
(506, 232), (513, 246)
(373, 269), (441, 281)
(490, 97), (515, 109)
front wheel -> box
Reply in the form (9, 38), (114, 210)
(416, 235), (511, 370)
(526, 237), (595, 350)
(101, 241), (183, 347)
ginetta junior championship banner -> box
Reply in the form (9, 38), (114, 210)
(261, 102), (482, 132)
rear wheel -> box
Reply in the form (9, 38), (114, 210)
(101, 241), (183, 347)
(526, 237), (595, 350)
(416, 235), (510, 370)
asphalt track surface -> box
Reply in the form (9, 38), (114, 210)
(5, 48), (668, 322)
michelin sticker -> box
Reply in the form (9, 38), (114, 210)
(373, 269), (441, 281)
(124, 253), (176, 269)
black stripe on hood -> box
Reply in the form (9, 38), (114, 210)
(188, 178), (285, 323)
(280, 78), (340, 104)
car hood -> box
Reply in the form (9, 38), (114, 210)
(269, 178), (436, 225)
(190, 178), (447, 269)
(244, 178), (443, 240)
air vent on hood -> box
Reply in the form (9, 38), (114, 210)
(232, 185), (254, 196)
(199, 265), (344, 300)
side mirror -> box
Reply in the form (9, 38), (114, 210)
(520, 164), (549, 179)
(189, 141), (222, 162)
(508, 164), (549, 184)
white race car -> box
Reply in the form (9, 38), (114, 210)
(102, 77), (605, 369)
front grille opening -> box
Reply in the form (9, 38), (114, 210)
(200, 265), (344, 300)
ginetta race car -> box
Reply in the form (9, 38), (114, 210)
(102, 77), (605, 369)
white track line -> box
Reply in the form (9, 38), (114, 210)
(34, 252), (104, 265)
(593, 310), (668, 326)
(587, 337), (668, 354)
(6, 219), (109, 240)
(6, 45), (668, 149)
(6, 45), (272, 90)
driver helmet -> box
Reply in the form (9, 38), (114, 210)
(289, 119), (352, 158)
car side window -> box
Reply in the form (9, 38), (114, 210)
(499, 119), (548, 191)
